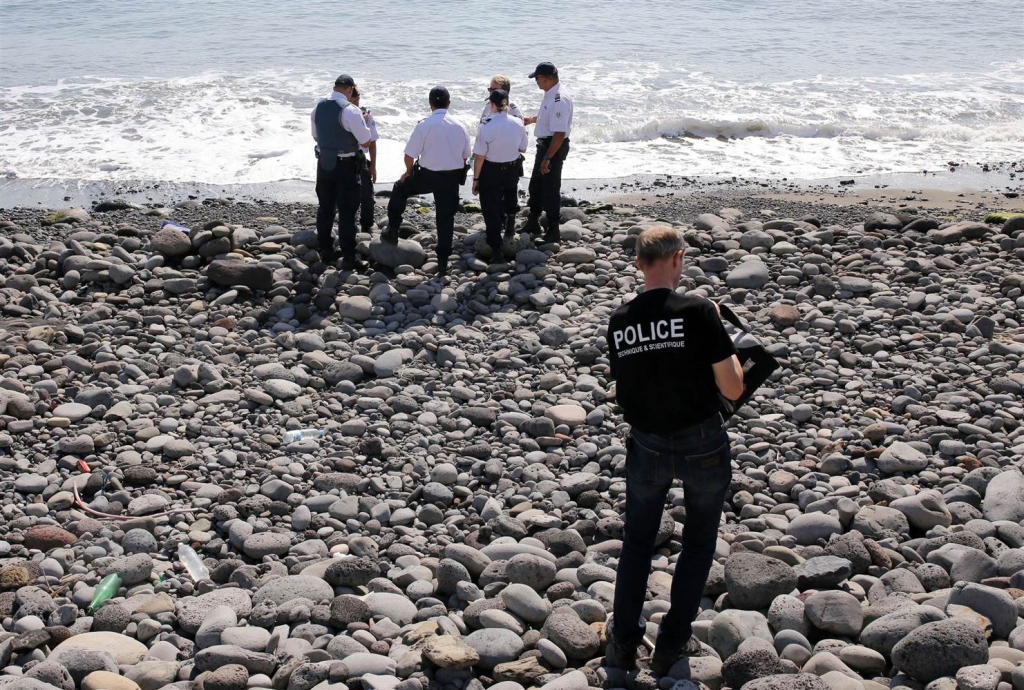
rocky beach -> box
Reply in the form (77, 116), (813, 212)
(0, 187), (1023, 690)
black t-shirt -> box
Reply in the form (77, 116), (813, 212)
(608, 289), (737, 433)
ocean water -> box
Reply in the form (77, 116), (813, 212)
(1, 0), (1022, 192)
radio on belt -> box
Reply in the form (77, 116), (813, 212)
(717, 304), (780, 418)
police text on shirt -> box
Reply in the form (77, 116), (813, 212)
(611, 318), (686, 358)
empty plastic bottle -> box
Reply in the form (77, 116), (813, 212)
(282, 429), (324, 444)
(87, 573), (122, 613)
(177, 543), (210, 582)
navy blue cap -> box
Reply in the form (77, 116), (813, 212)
(528, 62), (558, 78)
(488, 89), (509, 107)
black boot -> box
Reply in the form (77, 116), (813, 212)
(319, 244), (338, 263)
(489, 246), (505, 264)
(437, 257), (449, 278)
(649, 636), (702, 677)
(504, 215), (517, 239)
(603, 627), (638, 672)
(522, 215), (541, 236)
(541, 228), (560, 245)
(340, 256), (367, 272)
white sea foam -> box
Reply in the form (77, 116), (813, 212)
(1, 59), (1021, 187)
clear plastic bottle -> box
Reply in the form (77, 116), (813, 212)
(87, 573), (122, 613)
(282, 429), (324, 444)
(177, 543), (210, 582)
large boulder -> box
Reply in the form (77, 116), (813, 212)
(983, 468), (1024, 521)
(891, 619), (988, 683)
(368, 238), (427, 268)
(725, 260), (770, 289)
(150, 226), (192, 257)
(724, 553), (797, 609)
(206, 260), (274, 291)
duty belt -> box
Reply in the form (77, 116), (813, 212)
(483, 159), (519, 170)
(636, 411), (724, 438)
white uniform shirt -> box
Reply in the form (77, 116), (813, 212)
(534, 83), (573, 138)
(310, 92), (372, 156)
(473, 112), (529, 163)
(480, 101), (524, 123)
(405, 109), (471, 171)
(360, 108), (379, 156)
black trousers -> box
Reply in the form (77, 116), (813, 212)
(358, 166), (375, 233)
(315, 157), (361, 258)
(387, 168), (461, 262)
(478, 160), (520, 249)
(527, 138), (570, 236)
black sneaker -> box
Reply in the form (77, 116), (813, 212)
(649, 636), (702, 678)
(437, 258), (449, 278)
(504, 217), (517, 239)
(604, 630), (638, 671)
(541, 230), (560, 245)
(340, 257), (367, 272)
(381, 229), (399, 245)
(489, 247), (505, 264)
(320, 246), (339, 263)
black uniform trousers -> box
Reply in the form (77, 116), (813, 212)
(358, 166), (375, 233)
(387, 168), (461, 263)
(527, 138), (570, 237)
(478, 160), (521, 250)
(315, 156), (361, 259)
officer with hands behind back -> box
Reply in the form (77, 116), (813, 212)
(385, 86), (471, 280)
(522, 62), (572, 244)
(604, 225), (744, 678)
(311, 74), (373, 270)
(472, 88), (529, 264)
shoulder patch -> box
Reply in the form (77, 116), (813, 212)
(554, 94), (561, 102)
(481, 117), (492, 124)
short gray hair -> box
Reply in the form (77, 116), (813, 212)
(636, 225), (683, 264)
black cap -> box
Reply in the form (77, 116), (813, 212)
(528, 62), (558, 78)
(429, 86), (451, 108)
(334, 74), (355, 87)
(488, 89), (509, 107)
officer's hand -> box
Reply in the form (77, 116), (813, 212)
(369, 163), (377, 183)
(400, 171), (411, 183)
(540, 159), (551, 175)
(524, 116), (537, 126)
(472, 181), (479, 196)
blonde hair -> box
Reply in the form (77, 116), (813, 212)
(491, 75), (511, 92)
(636, 225), (684, 264)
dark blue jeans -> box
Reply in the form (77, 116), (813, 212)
(612, 421), (731, 649)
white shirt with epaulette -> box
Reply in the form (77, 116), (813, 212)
(404, 109), (471, 172)
(534, 83), (573, 139)
(473, 112), (530, 164)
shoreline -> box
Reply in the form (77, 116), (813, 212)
(1, 163), (1021, 213)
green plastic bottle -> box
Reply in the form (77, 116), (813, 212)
(87, 573), (122, 614)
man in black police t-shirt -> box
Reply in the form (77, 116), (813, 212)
(604, 225), (743, 677)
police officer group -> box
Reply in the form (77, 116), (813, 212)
(310, 62), (573, 278)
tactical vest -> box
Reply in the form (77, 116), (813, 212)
(315, 99), (359, 171)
